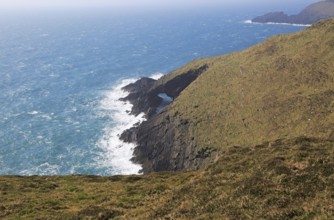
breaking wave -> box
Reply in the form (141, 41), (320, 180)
(96, 73), (163, 175)
(244, 20), (311, 27)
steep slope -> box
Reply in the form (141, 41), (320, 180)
(252, 0), (334, 24)
(125, 18), (334, 173)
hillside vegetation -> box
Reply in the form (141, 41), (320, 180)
(1, 18), (334, 219)
(173, 17), (334, 149)
(129, 18), (334, 172)
(1, 137), (334, 219)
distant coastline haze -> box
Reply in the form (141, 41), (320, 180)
(0, 0), (320, 10)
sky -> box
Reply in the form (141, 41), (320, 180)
(0, 0), (321, 10)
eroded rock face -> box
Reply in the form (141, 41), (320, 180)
(160, 64), (208, 99)
(120, 64), (210, 173)
(122, 110), (215, 173)
(121, 64), (208, 118)
(120, 77), (161, 117)
(122, 77), (156, 94)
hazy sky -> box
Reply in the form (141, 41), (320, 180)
(0, 0), (320, 9)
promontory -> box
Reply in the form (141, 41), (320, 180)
(252, 0), (334, 25)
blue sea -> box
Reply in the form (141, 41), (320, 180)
(0, 8), (307, 176)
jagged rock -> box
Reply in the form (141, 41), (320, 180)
(120, 64), (209, 172)
(122, 77), (156, 93)
(121, 64), (208, 118)
(120, 127), (138, 143)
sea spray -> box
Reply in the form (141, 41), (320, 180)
(150, 72), (164, 80)
(97, 78), (144, 175)
(244, 20), (311, 27)
(97, 73), (163, 175)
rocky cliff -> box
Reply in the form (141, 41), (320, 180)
(120, 64), (210, 172)
(252, 0), (334, 24)
(120, 65), (208, 118)
(122, 18), (334, 173)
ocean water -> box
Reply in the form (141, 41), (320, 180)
(0, 9), (307, 176)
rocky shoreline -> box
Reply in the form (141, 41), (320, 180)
(119, 64), (210, 173)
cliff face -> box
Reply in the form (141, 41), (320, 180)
(120, 64), (210, 172)
(252, 0), (334, 24)
(122, 18), (334, 173)
(121, 65), (208, 118)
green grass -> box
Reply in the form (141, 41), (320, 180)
(149, 137), (334, 219)
(0, 173), (195, 219)
(155, 18), (334, 163)
(0, 137), (333, 219)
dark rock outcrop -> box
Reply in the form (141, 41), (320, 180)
(120, 64), (209, 173)
(121, 64), (208, 118)
(252, 0), (334, 25)
(122, 110), (216, 173)
(122, 77), (156, 94)
(120, 77), (162, 118)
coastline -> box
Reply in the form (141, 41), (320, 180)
(97, 73), (165, 175)
(97, 78), (145, 175)
(119, 64), (209, 173)
(244, 20), (312, 27)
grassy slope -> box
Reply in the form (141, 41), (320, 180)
(161, 18), (334, 155)
(299, 0), (334, 20)
(1, 137), (333, 219)
(1, 18), (334, 219)
(0, 172), (195, 219)
(151, 137), (334, 219)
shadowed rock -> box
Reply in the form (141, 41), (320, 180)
(121, 64), (208, 118)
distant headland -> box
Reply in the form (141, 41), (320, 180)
(252, 0), (334, 25)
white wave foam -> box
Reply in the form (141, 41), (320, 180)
(41, 114), (52, 120)
(150, 72), (164, 80)
(264, 22), (311, 27)
(244, 20), (311, 27)
(28, 111), (39, 115)
(96, 78), (145, 175)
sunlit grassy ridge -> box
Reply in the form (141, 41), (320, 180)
(1, 18), (334, 219)
(160, 18), (334, 155)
